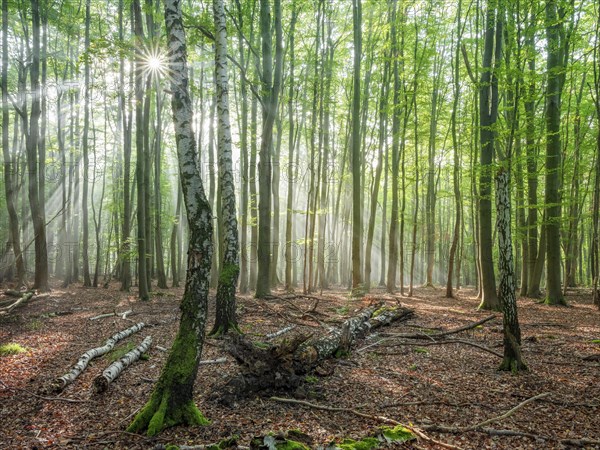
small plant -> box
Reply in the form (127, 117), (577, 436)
(0, 343), (28, 356)
(304, 375), (318, 384)
(28, 319), (43, 331)
(413, 347), (429, 354)
(336, 305), (350, 315)
(591, 339), (600, 344)
(408, 363), (417, 371)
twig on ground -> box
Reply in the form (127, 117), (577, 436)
(382, 315), (496, 340)
(378, 338), (503, 358)
(90, 312), (116, 321)
(270, 396), (463, 450)
(0, 380), (88, 403)
(198, 357), (227, 365)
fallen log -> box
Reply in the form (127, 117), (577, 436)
(94, 336), (152, 393)
(223, 305), (413, 399)
(53, 322), (145, 392)
(0, 291), (35, 315)
(90, 312), (116, 321)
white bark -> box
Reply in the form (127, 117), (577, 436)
(55, 322), (145, 390)
(94, 336), (152, 392)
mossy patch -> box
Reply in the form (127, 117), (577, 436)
(413, 347), (429, 354)
(219, 262), (240, 286)
(591, 339), (600, 344)
(372, 306), (397, 318)
(253, 341), (271, 350)
(0, 342), (28, 356)
(106, 342), (136, 362)
(377, 425), (415, 443)
(337, 437), (379, 450)
(250, 434), (310, 449)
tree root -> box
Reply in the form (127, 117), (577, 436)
(127, 389), (209, 437)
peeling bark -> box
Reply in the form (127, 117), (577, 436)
(94, 336), (152, 393)
(128, 0), (213, 436)
(54, 322), (145, 391)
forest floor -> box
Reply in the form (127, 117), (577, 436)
(0, 281), (599, 450)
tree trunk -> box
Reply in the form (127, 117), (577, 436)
(284, 6), (298, 292)
(128, 0), (213, 435)
(544, 0), (566, 305)
(26, 0), (49, 292)
(81, 0), (91, 287)
(387, 0), (400, 294)
(211, 0), (239, 336)
(256, 0), (283, 298)
(132, 0), (149, 300)
(496, 170), (526, 372)
(446, 0), (463, 298)
(350, 0), (363, 295)
(477, 0), (501, 311)
(2, 0), (26, 285)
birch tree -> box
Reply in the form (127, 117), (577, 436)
(211, 0), (239, 335)
(128, 0), (213, 435)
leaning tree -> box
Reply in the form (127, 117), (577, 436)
(128, 0), (213, 435)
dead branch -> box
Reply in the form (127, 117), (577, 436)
(422, 392), (550, 434)
(0, 291), (34, 315)
(382, 315), (496, 340)
(378, 338), (503, 358)
(90, 312), (116, 321)
(0, 380), (88, 403)
(198, 357), (227, 365)
(266, 325), (296, 340)
(270, 397), (463, 450)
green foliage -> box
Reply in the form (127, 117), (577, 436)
(413, 347), (429, 354)
(0, 343), (28, 356)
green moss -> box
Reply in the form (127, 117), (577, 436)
(304, 375), (318, 384)
(165, 445), (180, 450)
(0, 343), (28, 356)
(372, 306), (397, 318)
(378, 425), (415, 443)
(253, 341), (271, 350)
(336, 305), (350, 315)
(107, 342), (135, 362)
(413, 347), (428, 354)
(251, 435), (310, 450)
(591, 339), (600, 344)
(127, 322), (210, 436)
(338, 437), (379, 450)
(219, 262), (239, 286)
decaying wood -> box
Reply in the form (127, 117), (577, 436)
(0, 291), (35, 315)
(94, 336), (152, 393)
(53, 322), (145, 391)
(266, 325), (296, 340)
(223, 305), (413, 399)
